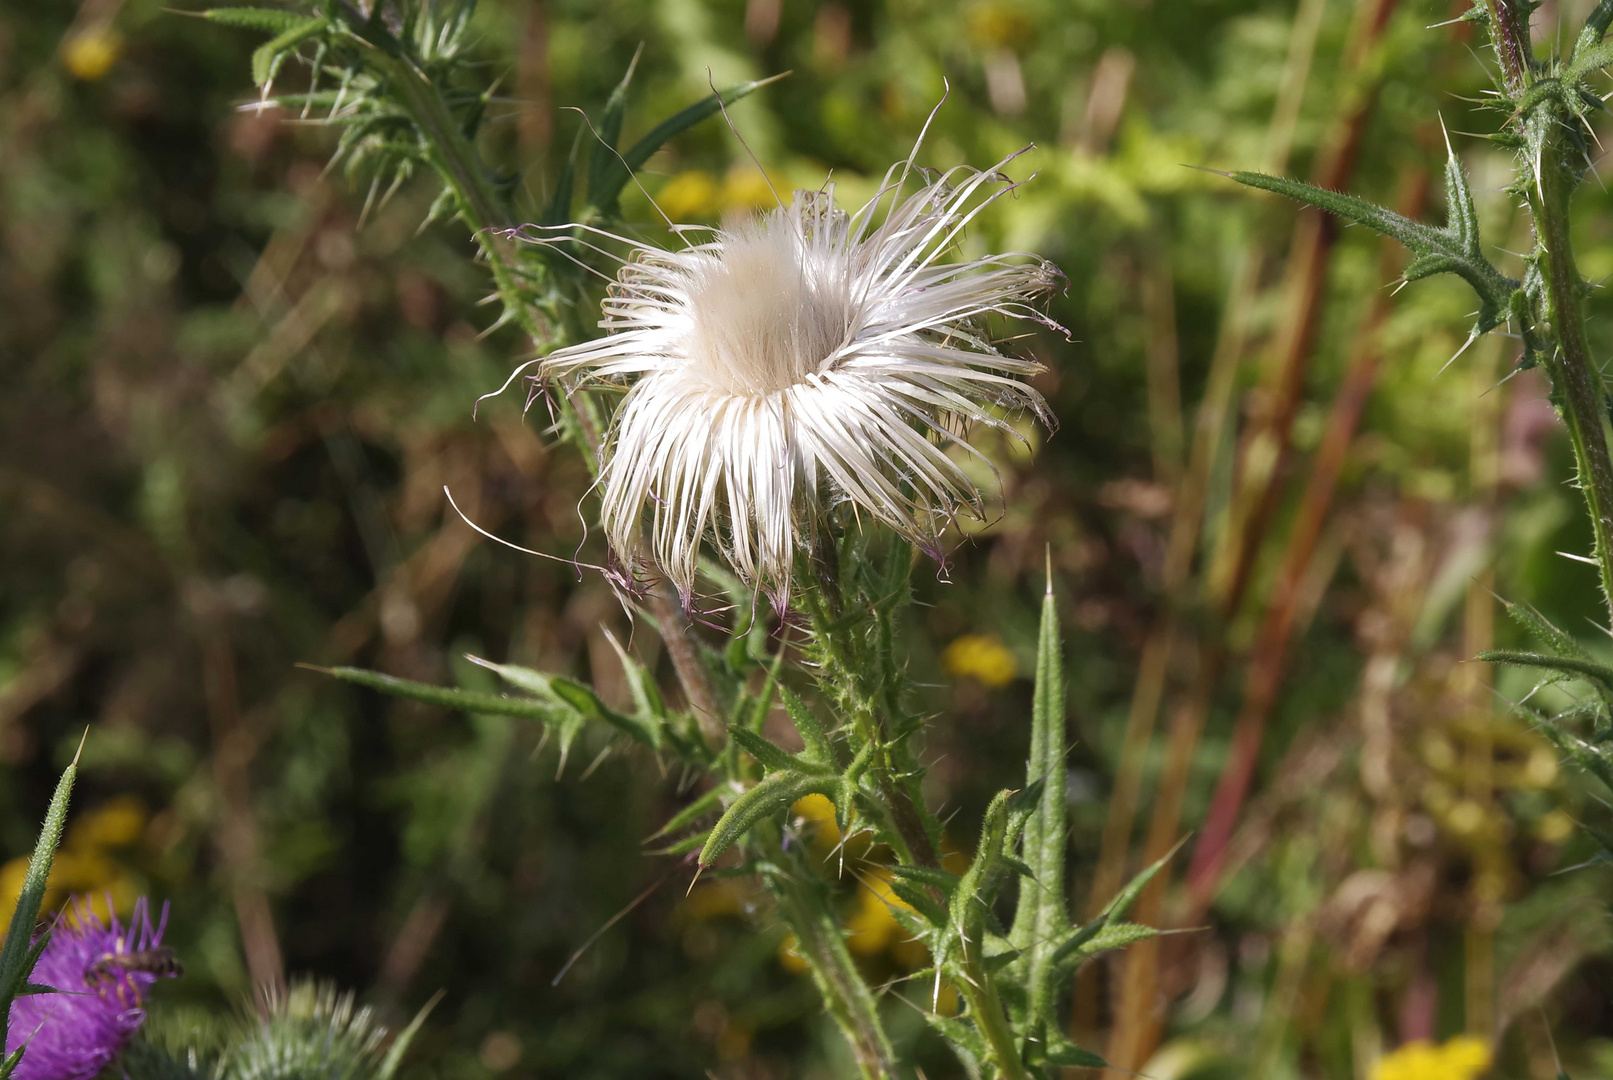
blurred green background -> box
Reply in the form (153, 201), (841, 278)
(4, 0), (1613, 1076)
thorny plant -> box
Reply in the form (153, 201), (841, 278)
(185, 1), (1171, 1079)
(1228, 3), (1613, 1066)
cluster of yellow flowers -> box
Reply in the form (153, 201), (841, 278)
(1370, 1036), (1491, 1080)
(0, 797), (147, 927)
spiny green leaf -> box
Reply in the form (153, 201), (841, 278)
(1500, 599), (1587, 660)
(1479, 650), (1613, 694)
(588, 73), (786, 216)
(1227, 163), (1517, 336)
(886, 864), (961, 896)
(378, 989), (440, 1080)
(778, 685), (835, 765)
(920, 1012), (988, 1068)
(884, 880), (949, 928)
(0, 745), (79, 1054)
(648, 785), (729, 841)
(600, 630), (671, 724)
(728, 726), (811, 776)
(950, 789), (1013, 933)
(250, 17), (327, 89)
(1101, 837), (1185, 924)
(1575, 0), (1613, 66)
(203, 7), (313, 33)
(1009, 561), (1070, 1031)
(699, 771), (837, 866)
(466, 657), (661, 747)
(1045, 1038), (1106, 1069)
(548, 676), (661, 746)
(1082, 922), (1159, 954)
(582, 50), (639, 215)
(318, 664), (576, 723)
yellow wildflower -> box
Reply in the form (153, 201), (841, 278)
(0, 800), (147, 927)
(846, 868), (914, 957)
(943, 634), (1018, 688)
(62, 27), (122, 82)
(1371, 1036), (1491, 1080)
(720, 169), (785, 212)
(656, 170), (719, 221)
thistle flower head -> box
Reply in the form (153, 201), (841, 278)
(6, 898), (176, 1080)
(519, 142), (1061, 608)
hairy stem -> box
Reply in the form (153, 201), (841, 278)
(1484, 0), (1533, 95)
(802, 580), (940, 871)
(1526, 108), (1613, 626)
(957, 941), (1030, 1080)
(772, 871), (904, 1080)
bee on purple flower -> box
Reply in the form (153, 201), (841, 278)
(5, 898), (178, 1080)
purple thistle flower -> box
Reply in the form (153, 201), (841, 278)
(5, 898), (178, 1080)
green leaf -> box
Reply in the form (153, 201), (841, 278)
(1575, 0), (1613, 69)
(885, 863), (960, 896)
(1227, 153), (1517, 338)
(540, 126), (584, 228)
(920, 1012), (989, 1068)
(1045, 1038), (1107, 1069)
(727, 726), (806, 776)
(316, 665), (577, 726)
(553, 676), (659, 745)
(778, 685), (834, 765)
(378, 990), (441, 1080)
(0, 744), (79, 1055)
(249, 17), (327, 89)
(1500, 599), (1588, 661)
(582, 49), (639, 215)
(950, 790), (1013, 935)
(883, 879), (950, 928)
(1008, 560), (1070, 1030)
(601, 629), (669, 723)
(202, 7), (314, 33)
(648, 785), (729, 841)
(1478, 650), (1613, 695)
(699, 772), (837, 866)
(587, 73), (786, 216)
(1082, 922), (1160, 954)
(465, 658), (661, 747)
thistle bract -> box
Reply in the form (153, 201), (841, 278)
(520, 148), (1060, 607)
(6, 899), (176, 1080)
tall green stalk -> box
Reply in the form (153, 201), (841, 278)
(1482, 0), (1613, 626)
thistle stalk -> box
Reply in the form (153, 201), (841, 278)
(359, 45), (607, 469)
(771, 871), (904, 1080)
(1487, 0), (1613, 625)
(955, 942), (1030, 1080)
(1529, 116), (1613, 624)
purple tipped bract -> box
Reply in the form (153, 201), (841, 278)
(5, 898), (177, 1080)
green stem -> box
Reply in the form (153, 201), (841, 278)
(801, 580), (940, 871)
(1528, 109), (1613, 627)
(772, 870), (905, 1080)
(365, 44), (607, 470)
(956, 944), (1030, 1080)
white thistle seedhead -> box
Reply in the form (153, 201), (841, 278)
(520, 149), (1062, 609)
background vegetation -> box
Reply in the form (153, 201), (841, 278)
(3, 0), (1611, 1076)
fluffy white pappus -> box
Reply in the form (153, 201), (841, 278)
(522, 151), (1062, 608)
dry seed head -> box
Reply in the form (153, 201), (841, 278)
(516, 146), (1062, 609)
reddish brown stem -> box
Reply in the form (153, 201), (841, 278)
(1184, 167), (1429, 907)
